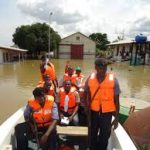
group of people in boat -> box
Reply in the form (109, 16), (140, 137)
(15, 56), (121, 150)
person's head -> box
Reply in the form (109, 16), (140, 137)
(41, 55), (49, 64)
(67, 66), (74, 76)
(33, 87), (45, 106)
(64, 80), (71, 93)
(75, 66), (81, 75)
(43, 80), (52, 93)
(43, 74), (51, 82)
(95, 58), (107, 76)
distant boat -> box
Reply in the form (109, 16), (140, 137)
(119, 98), (150, 124)
(0, 107), (137, 150)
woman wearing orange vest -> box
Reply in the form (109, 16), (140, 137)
(56, 80), (80, 125)
(84, 58), (121, 150)
(15, 87), (59, 150)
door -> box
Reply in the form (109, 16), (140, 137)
(71, 45), (83, 59)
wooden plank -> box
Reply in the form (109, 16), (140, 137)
(56, 125), (88, 136)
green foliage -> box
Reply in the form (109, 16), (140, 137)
(140, 144), (149, 150)
(89, 33), (110, 51)
(13, 23), (61, 57)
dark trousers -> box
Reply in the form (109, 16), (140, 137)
(90, 111), (112, 150)
(15, 122), (57, 150)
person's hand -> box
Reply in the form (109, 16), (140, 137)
(111, 117), (119, 130)
(40, 134), (48, 145)
(68, 116), (73, 122)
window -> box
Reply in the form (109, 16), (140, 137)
(76, 36), (80, 40)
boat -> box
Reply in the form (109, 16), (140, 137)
(0, 107), (137, 150)
(119, 97), (150, 124)
(124, 106), (150, 149)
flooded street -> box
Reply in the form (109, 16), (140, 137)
(0, 59), (150, 124)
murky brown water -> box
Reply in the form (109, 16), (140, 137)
(0, 59), (150, 124)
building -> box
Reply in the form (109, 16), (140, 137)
(108, 39), (150, 65)
(58, 32), (96, 59)
(0, 45), (28, 63)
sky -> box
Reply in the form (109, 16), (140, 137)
(1, 0), (150, 46)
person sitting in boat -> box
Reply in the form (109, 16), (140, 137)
(40, 55), (58, 89)
(59, 66), (77, 89)
(75, 66), (84, 88)
(37, 74), (55, 97)
(15, 87), (59, 150)
(56, 80), (80, 126)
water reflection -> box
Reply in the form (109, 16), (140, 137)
(0, 60), (150, 124)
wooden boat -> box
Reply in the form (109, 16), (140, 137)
(0, 107), (137, 150)
(124, 106), (150, 149)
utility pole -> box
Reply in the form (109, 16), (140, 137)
(48, 12), (53, 59)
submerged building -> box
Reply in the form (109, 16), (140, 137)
(108, 38), (150, 65)
(0, 45), (28, 63)
(58, 32), (96, 59)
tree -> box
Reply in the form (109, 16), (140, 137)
(89, 33), (110, 51)
(13, 23), (61, 58)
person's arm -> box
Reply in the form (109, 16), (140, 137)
(69, 91), (80, 122)
(83, 77), (91, 108)
(24, 104), (32, 121)
(55, 91), (64, 120)
(112, 78), (121, 130)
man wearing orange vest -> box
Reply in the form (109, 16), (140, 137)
(56, 80), (80, 125)
(40, 55), (58, 90)
(15, 87), (59, 150)
(62, 66), (77, 87)
(84, 58), (121, 150)
(37, 75), (55, 97)
(75, 66), (84, 88)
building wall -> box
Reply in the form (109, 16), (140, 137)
(59, 45), (71, 59)
(0, 48), (26, 63)
(0, 49), (3, 63)
(59, 32), (96, 59)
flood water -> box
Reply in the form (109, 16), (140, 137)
(0, 59), (150, 124)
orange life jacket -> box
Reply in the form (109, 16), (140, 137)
(59, 87), (76, 114)
(63, 73), (77, 84)
(37, 81), (55, 96)
(88, 72), (116, 113)
(41, 63), (56, 81)
(28, 95), (54, 127)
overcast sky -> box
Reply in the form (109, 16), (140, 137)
(0, 0), (150, 46)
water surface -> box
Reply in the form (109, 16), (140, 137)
(0, 59), (150, 124)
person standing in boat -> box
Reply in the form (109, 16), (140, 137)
(56, 80), (80, 125)
(84, 58), (121, 150)
(15, 87), (59, 150)
(40, 55), (58, 91)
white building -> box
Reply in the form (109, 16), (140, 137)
(108, 39), (150, 65)
(0, 45), (28, 63)
(58, 32), (96, 59)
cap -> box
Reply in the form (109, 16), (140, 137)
(95, 58), (108, 68)
(75, 66), (81, 71)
